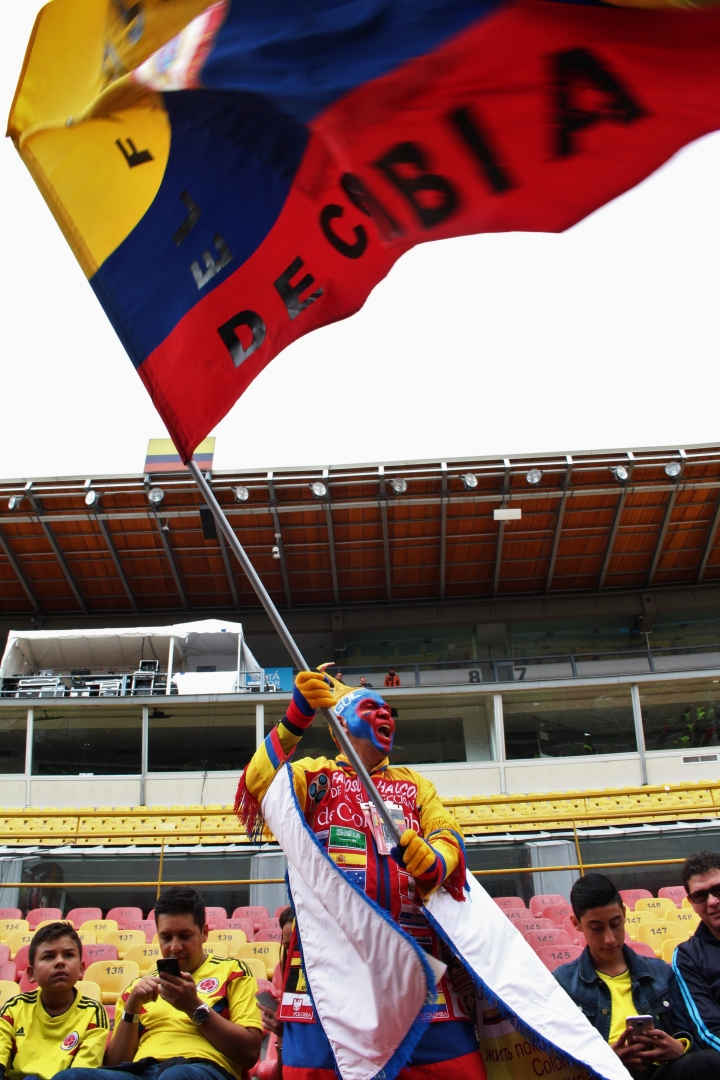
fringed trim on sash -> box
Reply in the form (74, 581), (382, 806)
(443, 860), (467, 903)
(235, 770), (265, 842)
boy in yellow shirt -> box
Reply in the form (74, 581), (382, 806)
(0, 921), (108, 1080)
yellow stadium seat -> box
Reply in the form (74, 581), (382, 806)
(635, 898), (676, 916)
(682, 898), (692, 909)
(78, 931), (96, 945)
(624, 911), (659, 940)
(80, 920), (119, 941)
(661, 937), (687, 964)
(235, 942), (280, 977)
(84, 960), (140, 1005)
(76, 980), (102, 1002)
(238, 958), (267, 983)
(665, 910), (700, 930)
(636, 923), (678, 957)
(102, 930), (147, 959)
(124, 945), (161, 974)
(6, 933), (33, 959)
(207, 930), (247, 951)
(203, 943), (228, 959)
(151, 934), (159, 945)
(35, 920), (74, 932)
(0, 982), (19, 1007)
(0, 921), (28, 942)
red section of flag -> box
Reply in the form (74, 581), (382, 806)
(140, 0), (720, 460)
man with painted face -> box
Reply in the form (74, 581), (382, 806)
(236, 670), (481, 1080)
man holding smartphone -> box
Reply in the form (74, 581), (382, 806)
(553, 874), (720, 1079)
(55, 886), (263, 1080)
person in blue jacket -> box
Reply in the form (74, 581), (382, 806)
(552, 873), (720, 1079)
(673, 850), (720, 1053)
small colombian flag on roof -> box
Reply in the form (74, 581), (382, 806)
(144, 438), (215, 474)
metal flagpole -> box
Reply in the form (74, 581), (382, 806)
(188, 459), (402, 844)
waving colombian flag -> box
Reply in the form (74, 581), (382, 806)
(8, 0), (720, 462)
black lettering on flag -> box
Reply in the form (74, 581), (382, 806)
(191, 235), (233, 290)
(319, 205), (368, 259)
(340, 174), (403, 239)
(552, 48), (645, 158)
(218, 310), (266, 368)
(373, 142), (458, 229)
(274, 257), (324, 320)
(173, 191), (202, 246)
(115, 138), (153, 168)
(448, 106), (514, 195)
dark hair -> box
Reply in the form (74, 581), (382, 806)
(154, 886), (205, 930)
(278, 907), (293, 930)
(570, 874), (623, 919)
(681, 851), (720, 889)
(29, 921), (82, 966)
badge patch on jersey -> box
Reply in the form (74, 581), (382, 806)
(328, 825), (367, 889)
(197, 977), (220, 994)
(61, 1031), (80, 1051)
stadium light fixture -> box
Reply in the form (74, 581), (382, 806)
(461, 473), (478, 490)
(7, 495), (22, 511)
(389, 477), (407, 494)
(611, 465), (628, 482)
(526, 469), (542, 486)
(310, 481), (327, 499)
(664, 461), (682, 478)
(84, 489), (100, 508)
(271, 545), (281, 559)
(148, 486), (165, 505)
(234, 485), (249, 502)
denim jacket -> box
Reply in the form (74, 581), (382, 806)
(552, 944), (695, 1047)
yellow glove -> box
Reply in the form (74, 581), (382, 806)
(295, 670), (337, 711)
(400, 828), (440, 881)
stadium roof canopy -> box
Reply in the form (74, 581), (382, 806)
(1, 444), (720, 617)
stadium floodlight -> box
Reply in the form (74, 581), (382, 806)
(526, 469), (542, 486)
(611, 465), (628, 482)
(665, 461), (682, 478)
(389, 477), (407, 494)
(461, 473), (478, 490)
(148, 486), (165, 505)
(310, 481), (327, 499)
(84, 489), (100, 508)
(271, 545), (281, 559)
(7, 495), (22, 510)
(234, 485), (249, 502)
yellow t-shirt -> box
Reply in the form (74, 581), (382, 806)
(116, 955), (262, 1079)
(596, 968), (636, 1045)
(0, 988), (108, 1080)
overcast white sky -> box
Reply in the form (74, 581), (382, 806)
(2, 1), (720, 481)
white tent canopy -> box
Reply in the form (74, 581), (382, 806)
(0, 620), (263, 694)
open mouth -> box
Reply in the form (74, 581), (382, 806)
(377, 724), (392, 739)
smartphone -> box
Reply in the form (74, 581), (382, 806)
(626, 1015), (654, 1033)
(256, 990), (278, 1012)
(156, 957), (181, 978)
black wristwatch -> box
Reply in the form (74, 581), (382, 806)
(191, 1003), (211, 1026)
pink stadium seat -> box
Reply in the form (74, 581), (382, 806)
(518, 918), (556, 934)
(254, 929), (283, 943)
(204, 907), (227, 927)
(107, 907), (144, 929)
(529, 895), (567, 917)
(233, 906), (269, 931)
(0, 962), (16, 982)
(619, 889), (653, 912)
(272, 964), (283, 996)
(14, 946), (29, 976)
(628, 941), (656, 958)
(504, 909), (531, 925)
(67, 907), (103, 929)
(82, 943), (119, 966)
(536, 945), (583, 971)
(545, 904), (573, 927)
(126, 920), (156, 943)
(253, 1032), (279, 1080)
(0, 946), (10, 965)
(274, 905), (291, 919)
(659, 887), (686, 908)
(215, 920), (254, 940)
(259, 918), (280, 930)
(0, 910), (21, 922)
(562, 918), (588, 947)
(19, 971), (36, 992)
(493, 897), (526, 911)
(26, 908), (62, 929)
(523, 929), (573, 952)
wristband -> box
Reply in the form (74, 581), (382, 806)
(122, 1011), (140, 1023)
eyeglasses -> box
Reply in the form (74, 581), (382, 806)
(687, 883), (720, 905)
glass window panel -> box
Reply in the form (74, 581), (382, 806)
(639, 679), (720, 751)
(33, 706), (141, 775)
(0, 709), (27, 774)
(502, 686), (636, 759)
(149, 702), (257, 772)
